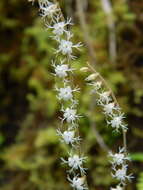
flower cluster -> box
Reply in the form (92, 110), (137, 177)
(109, 147), (130, 166)
(31, 1), (88, 190)
(109, 147), (133, 186)
(87, 78), (127, 133)
(85, 72), (133, 188)
(29, 1), (133, 189)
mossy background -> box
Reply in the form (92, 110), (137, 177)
(0, 0), (143, 189)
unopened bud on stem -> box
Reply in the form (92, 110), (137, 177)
(80, 67), (89, 72)
(85, 73), (99, 81)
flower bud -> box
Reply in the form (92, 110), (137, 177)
(85, 73), (99, 81)
(80, 67), (89, 72)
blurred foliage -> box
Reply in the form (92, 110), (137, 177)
(131, 153), (143, 162)
(0, 0), (143, 190)
(137, 172), (143, 190)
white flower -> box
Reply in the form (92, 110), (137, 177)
(40, 3), (59, 18)
(108, 113), (127, 131)
(97, 91), (111, 104)
(57, 130), (80, 146)
(53, 61), (73, 78)
(53, 22), (67, 36)
(58, 40), (72, 55)
(57, 32), (82, 59)
(103, 102), (118, 115)
(56, 86), (79, 101)
(112, 165), (133, 184)
(62, 107), (80, 123)
(68, 176), (88, 190)
(55, 64), (69, 77)
(57, 86), (73, 101)
(110, 185), (123, 190)
(47, 17), (73, 37)
(109, 147), (130, 166)
(61, 154), (87, 173)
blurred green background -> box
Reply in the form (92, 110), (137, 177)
(0, 0), (143, 189)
